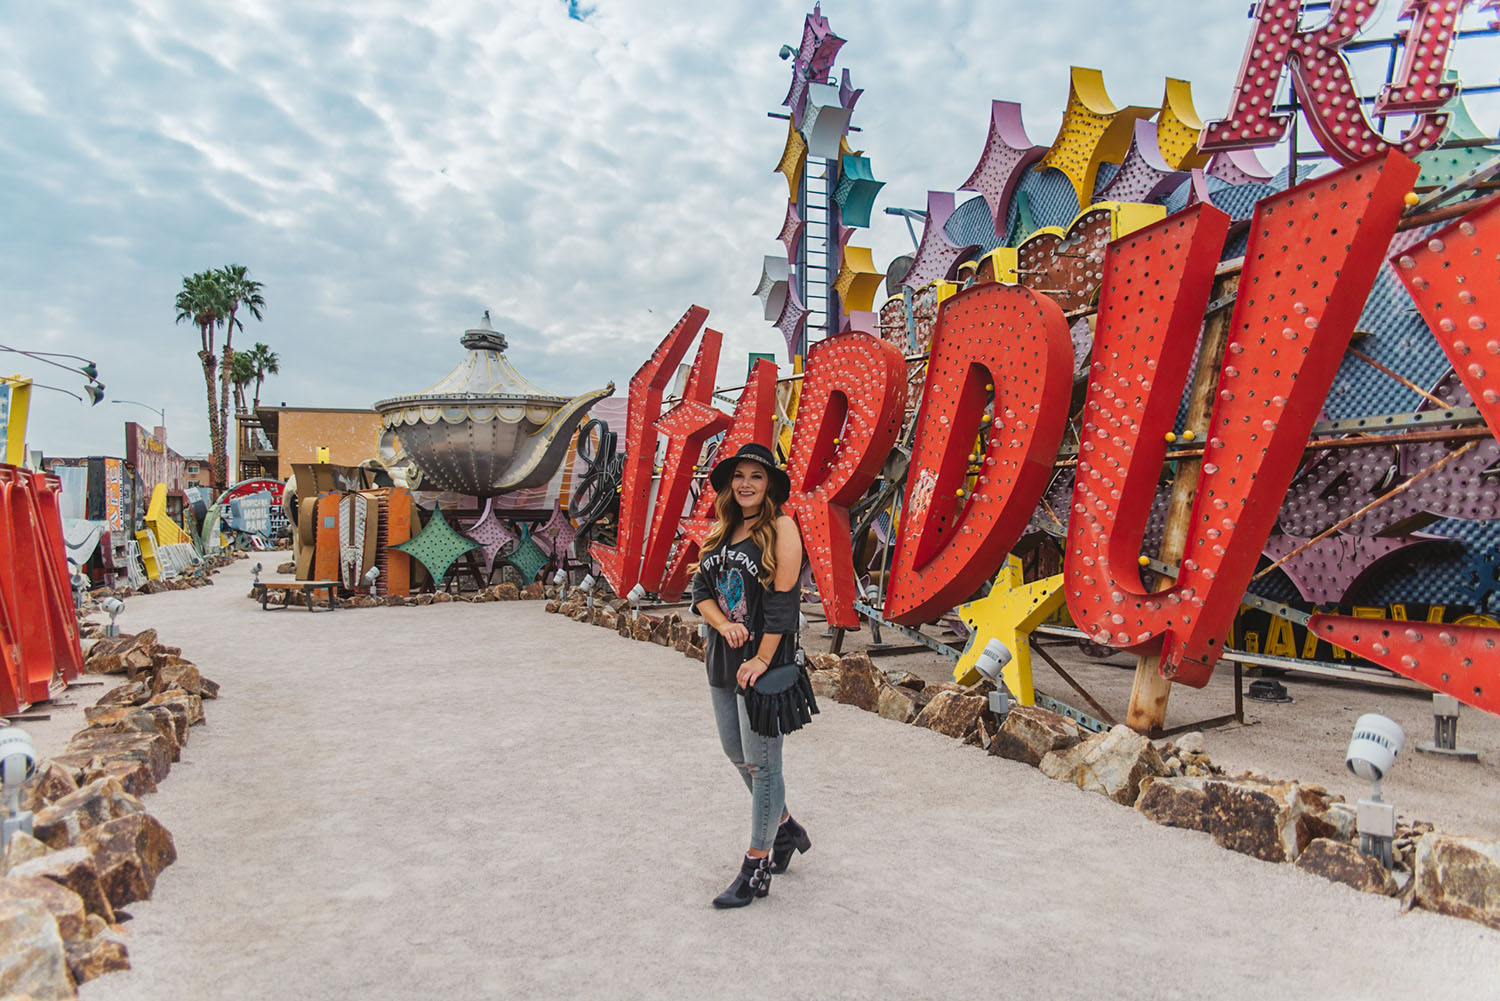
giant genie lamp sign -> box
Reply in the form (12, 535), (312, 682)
(596, 153), (1500, 718)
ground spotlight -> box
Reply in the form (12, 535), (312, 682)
(0, 728), (38, 850)
(973, 638), (1014, 716)
(364, 566), (380, 595)
(100, 596), (125, 637)
(1347, 713), (1405, 869)
(552, 568), (567, 587)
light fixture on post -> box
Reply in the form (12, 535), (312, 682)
(551, 568), (567, 588)
(580, 573), (597, 615)
(1347, 713), (1406, 869)
(69, 565), (88, 611)
(0, 728), (38, 851)
(627, 582), (647, 622)
(862, 583), (885, 645)
(364, 566), (380, 597)
(252, 562), (263, 585)
(100, 596), (125, 637)
(1416, 694), (1479, 762)
(972, 638), (1014, 717)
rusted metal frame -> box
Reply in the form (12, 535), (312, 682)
(1028, 638), (1118, 727)
(1055, 424), (1492, 468)
(1345, 347), (1452, 409)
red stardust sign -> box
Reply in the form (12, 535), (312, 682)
(600, 152), (1500, 717)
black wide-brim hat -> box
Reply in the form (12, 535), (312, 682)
(708, 442), (791, 504)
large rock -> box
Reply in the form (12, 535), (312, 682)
(144, 691), (204, 727)
(1295, 838), (1398, 896)
(990, 705), (1084, 767)
(79, 759), (158, 798)
(58, 730), (173, 787)
(0, 897), (73, 1000)
(80, 705), (181, 760)
(492, 583), (519, 601)
(876, 684), (919, 724)
(3, 832), (51, 869)
(0, 874), (87, 944)
(1413, 833), (1500, 929)
(83, 813), (177, 908)
(7, 847), (115, 921)
(521, 582), (546, 600)
(1203, 776), (1329, 863)
(1040, 725), (1166, 805)
(836, 653), (884, 712)
(912, 691), (987, 741)
(1136, 776), (1211, 832)
(66, 934), (130, 985)
(808, 670), (840, 701)
(19, 762), (78, 815)
(32, 777), (145, 850)
(808, 652), (841, 674)
(82, 629), (159, 676)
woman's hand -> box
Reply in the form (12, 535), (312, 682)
(737, 656), (768, 690)
(717, 620), (750, 647)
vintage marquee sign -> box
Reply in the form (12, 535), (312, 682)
(600, 150), (1500, 717)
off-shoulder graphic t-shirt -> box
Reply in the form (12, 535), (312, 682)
(691, 536), (798, 689)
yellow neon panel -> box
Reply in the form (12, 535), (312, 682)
(833, 246), (886, 313)
(2, 376), (32, 466)
(1037, 67), (1155, 207)
(776, 121), (809, 204)
(1156, 78), (1210, 171)
(981, 247), (1018, 284)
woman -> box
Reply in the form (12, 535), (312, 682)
(691, 442), (811, 908)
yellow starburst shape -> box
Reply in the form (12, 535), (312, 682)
(954, 556), (1066, 704)
(1036, 67), (1155, 208)
(833, 246), (885, 313)
(776, 121), (809, 203)
(1155, 78), (1209, 171)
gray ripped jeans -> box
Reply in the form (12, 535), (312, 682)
(710, 684), (785, 852)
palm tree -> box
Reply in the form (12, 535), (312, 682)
(228, 349), (257, 414)
(174, 270), (230, 488)
(247, 342), (280, 411)
(215, 265), (265, 487)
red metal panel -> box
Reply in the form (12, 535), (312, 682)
(1393, 193), (1500, 440)
(640, 329), (731, 592)
(1064, 151), (1419, 687)
(785, 332), (907, 629)
(27, 471), (82, 682)
(884, 283), (1073, 623)
(658, 359), (777, 602)
(591, 306), (708, 596)
(0, 473), (27, 713)
(0, 467), (59, 704)
(1308, 614), (1500, 717)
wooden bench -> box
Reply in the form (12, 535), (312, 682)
(254, 580), (340, 611)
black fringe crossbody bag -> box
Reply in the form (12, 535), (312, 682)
(739, 638), (819, 738)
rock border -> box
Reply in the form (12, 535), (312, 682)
(0, 628), (223, 997)
(542, 591), (1500, 933)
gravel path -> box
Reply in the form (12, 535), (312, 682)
(63, 562), (1500, 1001)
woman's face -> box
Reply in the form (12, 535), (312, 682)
(731, 460), (768, 515)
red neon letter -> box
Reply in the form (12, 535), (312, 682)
(1304, 188), (1500, 717)
(657, 359), (777, 601)
(785, 332), (907, 629)
(884, 283), (1073, 623)
(1200, 0), (1457, 164)
(639, 330), (731, 592)
(1064, 151), (1419, 686)
(591, 306), (707, 595)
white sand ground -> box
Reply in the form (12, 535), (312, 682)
(23, 561), (1500, 1000)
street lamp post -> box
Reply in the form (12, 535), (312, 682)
(111, 399), (166, 429)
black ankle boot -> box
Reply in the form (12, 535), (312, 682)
(770, 816), (811, 874)
(712, 854), (772, 908)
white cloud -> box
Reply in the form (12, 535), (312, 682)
(0, 0), (1494, 462)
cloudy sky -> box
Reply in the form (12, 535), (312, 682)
(2, 0), (1494, 461)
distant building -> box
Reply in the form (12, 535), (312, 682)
(123, 422), (187, 524)
(237, 405), (384, 482)
(183, 455), (213, 489)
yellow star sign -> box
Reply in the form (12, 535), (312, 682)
(1036, 67), (1155, 208)
(954, 556), (1066, 704)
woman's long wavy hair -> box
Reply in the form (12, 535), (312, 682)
(694, 480), (784, 585)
